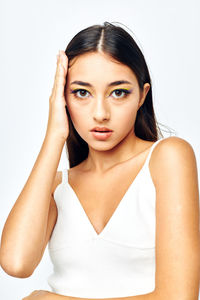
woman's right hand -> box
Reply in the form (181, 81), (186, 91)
(46, 50), (69, 142)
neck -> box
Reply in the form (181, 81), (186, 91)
(84, 130), (141, 174)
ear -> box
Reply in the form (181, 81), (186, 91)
(137, 83), (151, 110)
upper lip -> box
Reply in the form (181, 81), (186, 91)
(90, 126), (113, 132)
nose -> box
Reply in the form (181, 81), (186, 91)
(92, 97), (110, 122)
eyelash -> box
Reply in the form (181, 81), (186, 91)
(70, 88), (132, 100)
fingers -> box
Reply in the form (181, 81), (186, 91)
(59, 50), (68, 73)
(51, 50), (68, 101)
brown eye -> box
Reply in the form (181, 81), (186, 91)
(111, 89), (131, 99)
(71, 89), (90, 99)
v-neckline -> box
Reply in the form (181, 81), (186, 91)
(65, 141), (158, 239)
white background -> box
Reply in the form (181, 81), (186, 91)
(0, 0), (199, 299)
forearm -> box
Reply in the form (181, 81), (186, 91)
(46, 291), (159, 300)
(0, 133), (65, 276)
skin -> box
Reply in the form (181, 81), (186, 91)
(65, 51), (151, 174)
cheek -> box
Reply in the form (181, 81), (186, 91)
(115, 104), (138, 127)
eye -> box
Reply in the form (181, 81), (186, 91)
(71, 89), (90, 99)
(111, 89), (131, 99)
(70, 88), (132, 100)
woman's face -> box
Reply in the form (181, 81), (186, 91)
(65, 51), (150, 151)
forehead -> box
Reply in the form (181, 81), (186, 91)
(67, 52), (138, 84)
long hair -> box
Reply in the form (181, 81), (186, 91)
(64, 22), (173, 168)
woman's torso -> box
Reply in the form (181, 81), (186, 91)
(47, 137), (165, 298)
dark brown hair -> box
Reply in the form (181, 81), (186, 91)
(64, 22), (173, 168)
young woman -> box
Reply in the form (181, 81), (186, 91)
(0, 22), (199, 300)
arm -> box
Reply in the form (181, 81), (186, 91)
(63, 293), (159, 300)
(149, 136), (200, 300)
(0, 50), (69, 278)
(25, 290), (159, 300)
(47, 292), (158, 300)
(0, 133), (65, 277)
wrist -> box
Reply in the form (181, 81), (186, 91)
(45, 131), (67, 146)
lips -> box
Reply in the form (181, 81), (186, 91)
(91, 126), (113, 132)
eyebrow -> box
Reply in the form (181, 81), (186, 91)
(70, 80), (132, 87)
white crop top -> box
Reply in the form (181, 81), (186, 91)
(47, 137), (166, 298)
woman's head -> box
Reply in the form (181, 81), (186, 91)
(64, 22), (164, 168)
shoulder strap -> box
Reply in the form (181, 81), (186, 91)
(61, 168), (68, 185)
(144, 137), (167, 167)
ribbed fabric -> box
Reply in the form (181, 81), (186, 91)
(47, 138), (166, 298)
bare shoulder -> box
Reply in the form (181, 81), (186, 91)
(152, 136), (195, 157)
(149, 136), (197, 187)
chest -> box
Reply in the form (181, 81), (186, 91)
(68, 155), (149, 235)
